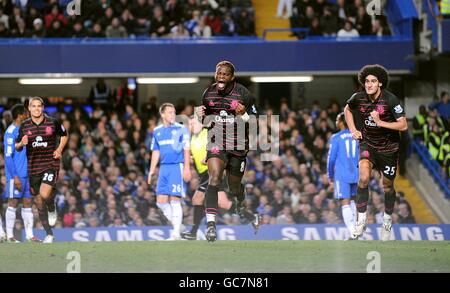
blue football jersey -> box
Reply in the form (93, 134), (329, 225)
(4, 124), (28, 178)
(327, 129), (359, 183)
(151, 122), (190, 164)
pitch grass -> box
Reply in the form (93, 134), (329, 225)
(0, 240), (449, 273)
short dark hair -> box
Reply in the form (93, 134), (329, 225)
(441, 91), (449, 99)
(216, 61), (235, 75)
(159, 102), (175, 114)
(336, 112), (347, 128)
(358, 64), (389, 89)
(11, 104), (26, 120)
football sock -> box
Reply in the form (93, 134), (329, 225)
(350, 200), (357, 224)
(384, 189), (396, 215)
(205, 185), (219, 223)
(5, 207), (16, 239)
(341, 204), (355, 235)
(170, 200), (182, 238)
(37, 205), (53, 236)
(191, 205), (204, 234)
(21, 207), (34, 239)
(157, 202), (173, 225)
(356, 186), (369, 213)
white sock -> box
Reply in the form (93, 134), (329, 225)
(5, 207), (16, 239)
(170, 200), (183, 238)
(350, 200), (357, 224)
(21, 208), (34, 239)
(206, 213), (216, 223)
(0, 216), (5, 237)
(383, 212), (391, 221)
(157, 202), (172, 225)
(341, 205), (355, 235)
(357, 212), (367, 223)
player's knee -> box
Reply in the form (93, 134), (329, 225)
(358, 175), (370, 188)
(208, 175), (221, 186)
(8, 199), (19, 208)
(383, 184), (394, 194)
(22, 198), (32, 208)
(340, 199), (350, 206)
(192, 192), (205, 205)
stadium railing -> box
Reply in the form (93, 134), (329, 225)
(261, 28), (310, 39)
(411, 139), (450, 199)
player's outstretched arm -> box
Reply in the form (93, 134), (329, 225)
(54, 135), (69, 159)
(15, 135), (27, 151)
(147, 150), (160, 185)
(344, 105), (362, 140)
(183, 149), (191, 182)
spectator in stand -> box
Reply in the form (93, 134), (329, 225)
(372, 17), (391, 36)
(170, 23), (190, 38)
(44, 4), (67, 29)
(70, 21), (87, 38)
(0, 19), (9, 37)
(235, 9), (255, 36)
(429, 91), (450, 122)
(106, 17), (128, 38)
(0, 7), (9, 29)
(320, 5), (338, 36)
(165, 0), (183, 28)
(120, 9), (136, 37)
(47, 19), (66, 37)
(193, 18), (211, 37)
(337, 19), (359, 37)
(309, 16), (322, 36)
(99, 7), (115, 30)
(150, 5), (169, 37)
(89, 78), (112, 109)
(355, 5), (371, 35)
(220, 12), (236, 36)
(89, 22), (105, 37)
(205, 9), (221, 35)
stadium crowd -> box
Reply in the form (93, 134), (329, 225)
(0, 78), (417, 235)
(0, 0), (255, 38)
(285, 0), (391, 38)
(412, 91), (450, 180)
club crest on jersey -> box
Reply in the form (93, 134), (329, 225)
(362, 150), (370, 158)
(209, 101), (215, 107)
(210, 146), (220, 154)
(230, 100), (239, 110)
(45, 126), (53, 135)
(376, 105), (385, 115)
(27, 130), (32, 136)
(394, 105), (403, 113)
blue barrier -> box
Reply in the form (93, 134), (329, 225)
(385, 0), (418, 37)
(26, 224), (450, 242)
(423, 0), (440, 48)
(443, 20), (450, 52)
(0, 36), (414, 74)
(411, 139), (450, 198)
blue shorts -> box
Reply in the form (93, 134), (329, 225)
(3, 177), (31, 199)
(156, 163), (186, 197)
(334, 180), (357, 200)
